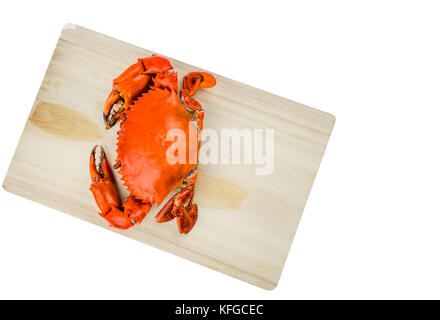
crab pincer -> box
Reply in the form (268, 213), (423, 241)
(89, 145), (133, 229)
(103, 55), (173, 129)
(89, 146), (151, 229)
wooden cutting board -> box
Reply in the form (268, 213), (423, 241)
(3, 24), (335, 289)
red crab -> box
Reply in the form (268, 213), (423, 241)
(89, 55), (216, 233)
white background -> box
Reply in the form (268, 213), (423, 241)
(1, 0), (439, 299)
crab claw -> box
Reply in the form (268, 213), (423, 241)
(103, 90), (124, 129)
(89, 145), (121, 210)
(89, 146), (134, 229)
(103, 55), (174, 129)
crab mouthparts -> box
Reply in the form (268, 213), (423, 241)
(104, 98), (125, 129)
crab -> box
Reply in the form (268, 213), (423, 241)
(89, 55), (216, 233)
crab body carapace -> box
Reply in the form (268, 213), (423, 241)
(89, 55), (216, 233)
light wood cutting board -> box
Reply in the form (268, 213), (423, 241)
(3, 24), (335, 289)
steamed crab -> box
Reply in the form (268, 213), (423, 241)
(89, 55), (216, 234)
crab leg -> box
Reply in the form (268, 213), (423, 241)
(155, 185), (198, 234)
(181, 72), (216, 130)
(89, 145), (151, 229)
(155, 169), (200, 234)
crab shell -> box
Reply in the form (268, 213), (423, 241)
(116, 85), (196, 206)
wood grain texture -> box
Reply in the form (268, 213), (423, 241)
(3, 24), (335, 289)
